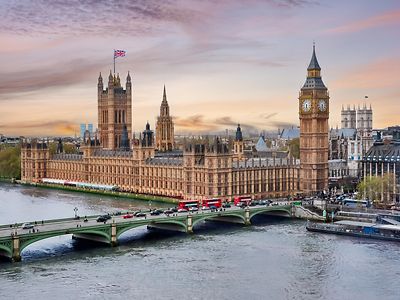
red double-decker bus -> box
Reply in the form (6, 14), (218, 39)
(201, 198), (222, 208)
(178, 200), (200, 210)
(234, 196), (252, 206)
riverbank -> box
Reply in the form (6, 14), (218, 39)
(16, 181), (180, 205)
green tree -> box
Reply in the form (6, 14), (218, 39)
(357, 173), (396, 205)
(0, 145), (21, 179)
(288, 138), (300, 159)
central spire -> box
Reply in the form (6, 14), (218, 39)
(308, 43), (321, 71)
(162, 85), (167, 103)
(302, 43), (326, 89)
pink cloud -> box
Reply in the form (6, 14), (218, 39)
(327, 9), (400, 34)
(331, 56), (400, 90)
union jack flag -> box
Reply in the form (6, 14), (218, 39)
(114, 50), (126, 58)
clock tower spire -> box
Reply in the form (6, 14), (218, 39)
(299, 44), (329, 194)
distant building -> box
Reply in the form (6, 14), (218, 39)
(361, 131), (400, 202)
(80, 124), (86, 138)
(280, 127), (300, 140)
(328, 104), (374, 181)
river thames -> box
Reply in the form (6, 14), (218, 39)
(0, 183), (399, 300)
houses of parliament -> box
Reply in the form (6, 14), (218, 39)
(21, 47), (329, 200)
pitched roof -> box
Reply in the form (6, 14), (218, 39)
(307, 45), (321, 70)
(255, 136), (268, 152)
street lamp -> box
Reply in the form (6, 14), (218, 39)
(73, 207), (78, 219)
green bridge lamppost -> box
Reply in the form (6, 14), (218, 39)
(74, 207), (78, 219)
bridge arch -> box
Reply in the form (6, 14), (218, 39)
(19, 230), (111, 254)
(192, 213), (246, 228)
(116, 219), (187, 238)
(249, 208), (291, 221)
(0, 243), (12, 259)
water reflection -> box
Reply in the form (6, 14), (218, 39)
(1, 183), (400, 300)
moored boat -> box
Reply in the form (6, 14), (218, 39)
(306, 220), (400, 242)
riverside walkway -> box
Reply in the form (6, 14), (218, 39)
(0, 204), (292, 262)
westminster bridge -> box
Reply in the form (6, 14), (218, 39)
(0, 204), (295, 262)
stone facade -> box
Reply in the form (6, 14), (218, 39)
(98, 72), (132, 150)
(299, 45), (329, 194)
(21, 64), (308, 200)
(155, 86), (175, 152)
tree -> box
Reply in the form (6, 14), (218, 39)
(357, 173), (396, 205)
(0, 145), (21, 179)
(288, 138), (300, 159)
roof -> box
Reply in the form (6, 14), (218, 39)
(330, 128), (357, 138)
(255, 136), (268, 152)
(335, 220), (400, 232)
(280, 127), (300, 140)
(307, 45), (321, 70)
(302, 77), (326, 89)
(364, 141), (400, 162)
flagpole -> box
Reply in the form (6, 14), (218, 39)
(113, 49), (115, 74)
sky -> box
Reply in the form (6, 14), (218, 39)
(0, 0), (399, 137)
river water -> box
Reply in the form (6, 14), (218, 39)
(0, 182), (399, 300)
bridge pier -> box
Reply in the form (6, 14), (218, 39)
(244, 208), (251, 225)
(186, 214), (193, 233)
(111, 223), (118, 247)
(12, 236), (21, 262)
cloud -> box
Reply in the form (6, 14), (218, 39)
(0, 0), (310, 37)
(0, 58), (107, 97)
(174, 115), (218, 133)
(0, 120), (78, 136)
(175, 115), (267, 134)
(326, 9), (400, 34)
(260, 112), (278, 119)
(331, 56), (400, 90)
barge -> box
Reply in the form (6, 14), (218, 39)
(306, 220), (400, 242)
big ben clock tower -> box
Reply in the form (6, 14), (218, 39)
(299, 45), (329, 194)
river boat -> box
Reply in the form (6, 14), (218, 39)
(306, 220), (400, 242)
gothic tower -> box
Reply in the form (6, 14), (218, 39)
(155, 85), (175, 151)
(98, 71), (132, 150)
(299, 45), (329, 194)
(233, 124), (244, 160)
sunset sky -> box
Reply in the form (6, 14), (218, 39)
(0, 0), (399, 137)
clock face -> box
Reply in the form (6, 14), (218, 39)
(318, 99), (327, 112)
(302, 99), (311, 112)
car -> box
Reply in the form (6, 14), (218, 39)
(150, 210), (161, 216)
(240, 203), (247, 208)
(114, 211), (122, 216)
(99, 214), (111, 220)
(260, 200), (267, 205)
(164, 209), (174, 215)
(135, 212), (146, 217)
(170, 207), (178, 213)
(209, 205), (217, 211)
(178, 208), (188, 213)
(96, 216), (108, 222)
(22, 223), (34, 229)
(222, 203), (231, 208)
(188, 207), (199, 212)
(123, 214), (134, 219)
(202, 206), (210, 210)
